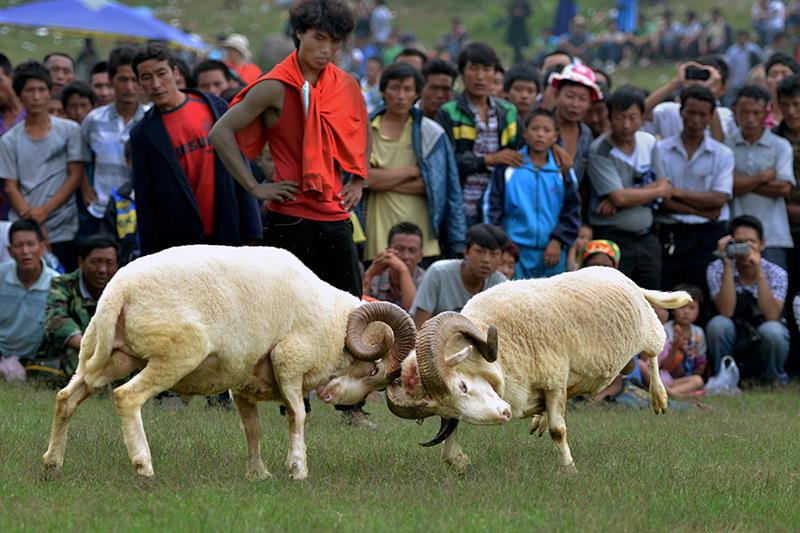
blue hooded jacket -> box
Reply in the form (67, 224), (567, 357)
(484, 147), (581, 249)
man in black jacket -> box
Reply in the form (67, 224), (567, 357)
(129, 45), (261, 256)
(129, 44), (261, 410)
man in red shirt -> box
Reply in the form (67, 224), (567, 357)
(220, 34), (262, 86)
(129, 45), (261, 256)
(129, 45), (262, 410)
(210, 0), (372, 427)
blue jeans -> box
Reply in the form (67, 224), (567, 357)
(706, 315), (790, 384)
(516, 246), (567, 279)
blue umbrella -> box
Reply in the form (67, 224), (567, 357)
(0, 0), (206, 50)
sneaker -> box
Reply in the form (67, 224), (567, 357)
(341, 408), (377, 429)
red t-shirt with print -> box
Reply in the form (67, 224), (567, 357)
(161, 94), (216, 236)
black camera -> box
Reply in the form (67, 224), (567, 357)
(685, 66), (711, 81)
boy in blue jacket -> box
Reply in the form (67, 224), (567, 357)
(484, 108), (581, 278)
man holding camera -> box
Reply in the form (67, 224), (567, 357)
(705, 215), (790, 385)
(644, 56), (735, 142)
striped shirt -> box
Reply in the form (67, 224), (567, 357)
(80, 103), (146, 218)
(706, 257), (788, 302)
(463, 102), (499, 221)
(367, 265), (426, 307)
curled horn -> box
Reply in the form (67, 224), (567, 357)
(420, 418), (459, 447)
(386, 388), (436, 420)
(345, 302), (416, 378)
(415, 312), (498, 397)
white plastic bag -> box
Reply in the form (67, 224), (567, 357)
(704, 355), (741, 396)
(0, 356), (26, 383)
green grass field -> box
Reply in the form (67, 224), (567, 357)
(3, 383), (799, 531)
(0, 0), (753, 91)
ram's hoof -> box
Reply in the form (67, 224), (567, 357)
(40, 462), (63, 482)
(246, 468), (273, 482)
(558, 462), (578, 476)
(529, 414), (547, 437)
(445, 452), (471, 475)
(136, 474), (158, 491)
(651, 391), (668, 414)
(287, 462), (308, 481)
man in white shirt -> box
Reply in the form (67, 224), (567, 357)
(657, 86), (734, 304)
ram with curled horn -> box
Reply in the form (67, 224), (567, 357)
(42, 245), (416, 483)
(383, 267), (689, 473)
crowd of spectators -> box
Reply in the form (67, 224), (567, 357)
(1, 0), (799, 419)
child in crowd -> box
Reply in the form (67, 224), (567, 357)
(581, 239), (621, 268)
(485, 108), (581, 278)
(47, 94), (65, 118)
(567, 224), (593, 270)
(101, 140), (139, 267)
(638, 284), (707, 397)
(497, 240), (520, 280)
(503, 64), (540, 120)
(660, 284), (707, 396)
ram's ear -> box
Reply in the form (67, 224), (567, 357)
(445, 346), (472, 367)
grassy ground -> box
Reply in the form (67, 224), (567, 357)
(2, 383), (799, 531)
(0, 0), (753, 91)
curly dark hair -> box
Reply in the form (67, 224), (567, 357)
(60, 81), (96, 108)
(12, 60), (51, 96)
(289, 0), (355, 48)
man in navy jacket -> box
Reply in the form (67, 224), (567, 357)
(129, 45), (261, 256)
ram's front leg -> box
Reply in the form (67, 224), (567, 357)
(544, 387), (576, 474)
(232, 393), (271, 481)
(442, 427), (470, 474)
(279, 379), (308, 480)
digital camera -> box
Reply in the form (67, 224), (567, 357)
(725, 242), (751, 258)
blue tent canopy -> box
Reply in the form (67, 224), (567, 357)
(0, 0), (206, 50)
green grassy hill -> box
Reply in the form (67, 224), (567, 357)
(0, 0), (756, 90)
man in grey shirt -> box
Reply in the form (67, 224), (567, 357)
(0, 61), (84, 271)
(587, 86), (672, 289)
(412, 224), (508, 329)
(726, 84), (795, 271)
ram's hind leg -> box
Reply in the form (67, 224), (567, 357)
(644, 350), (668, 414)
(42, 375), (92, 479)
(232, 393), (271, 481)
(112, 356), (201, 482)
(42, 350), (142, 479)
(544, 387), (576, 473)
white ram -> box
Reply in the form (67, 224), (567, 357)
(382, 266), (689, 473)
(41, 245), (415, 482)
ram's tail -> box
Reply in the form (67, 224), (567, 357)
(82, 286), (126, 374)
(641, 288), (692, 310)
